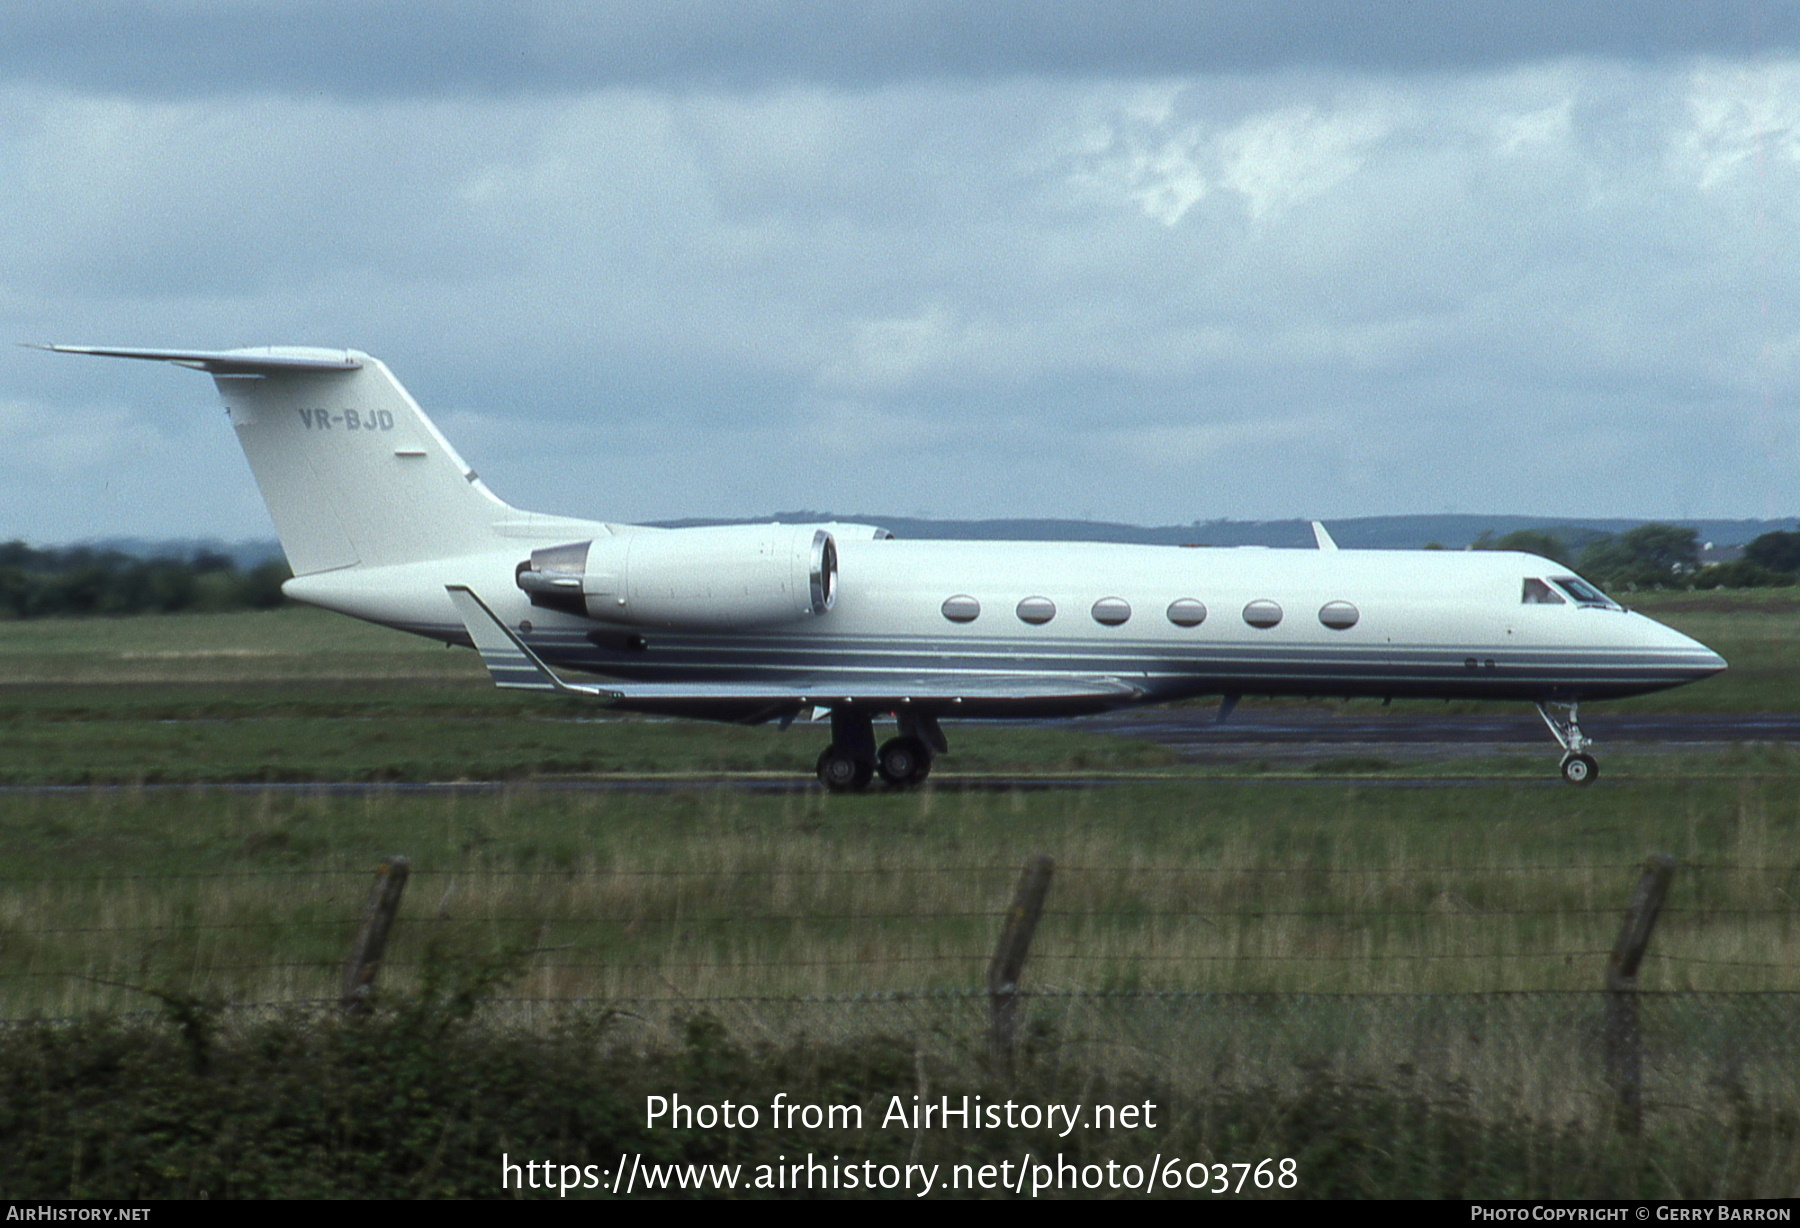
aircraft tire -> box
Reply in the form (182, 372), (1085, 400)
(877, 736), (933, 787)
(818, 746), (874, 792)
(1560, 752), (1599, 786)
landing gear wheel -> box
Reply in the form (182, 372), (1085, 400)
(877, 736), (933, 787)
(1560, 752), (1598, 786)
(817, 747), (874, 792)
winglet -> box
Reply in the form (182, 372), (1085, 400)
(1311, 521), (1339, 551)
(445, 585), (615, 698)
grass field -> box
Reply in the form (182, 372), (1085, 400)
(3, 777), (1797, 1012)
(1, 600), (1797, 1197)
(0, 608), (1181, 783)
(0, 592), (1791, 784)
(0, 598), (1795, 1015)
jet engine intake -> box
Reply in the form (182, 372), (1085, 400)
(516, 524), (839, 630)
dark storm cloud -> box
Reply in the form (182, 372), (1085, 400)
(5, 15), (1799, 537)
(3, 2), (1797, 98)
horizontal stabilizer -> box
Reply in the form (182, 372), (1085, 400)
(43, 342), (516, 574)
(31, 344), (361, 375)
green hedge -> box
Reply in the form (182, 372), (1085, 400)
(0, 542), (290, 617)
(2, 994), (1796, 1199)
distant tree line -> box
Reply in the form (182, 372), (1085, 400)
(0, 542), (291, 618)
(1471, 526), (1800, 591)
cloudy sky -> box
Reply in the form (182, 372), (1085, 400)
(3, 2), (1799, 544)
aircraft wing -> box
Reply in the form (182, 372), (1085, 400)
(446, 586), (1143, 719)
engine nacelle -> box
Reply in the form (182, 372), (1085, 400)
(516, 524), (840, 630)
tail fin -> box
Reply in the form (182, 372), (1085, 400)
(41, 346), (514, 574)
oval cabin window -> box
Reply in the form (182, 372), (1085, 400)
(1016, 596), (1056, 625)
(1319, 600), (1359, 630)
(1167, 598), (1207, 627)
(1243, 599), (1283, 629)
(1091, 597), (1132, 626)
(941, 594), (980, 623)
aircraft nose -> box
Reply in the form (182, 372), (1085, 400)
(1696, 647), (1728, 677)
(1647, 617), (1727, 680)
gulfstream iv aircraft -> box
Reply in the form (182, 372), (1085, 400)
(45, 345), (1727, 788)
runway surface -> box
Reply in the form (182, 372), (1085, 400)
(0, 710), (1789, 795)
(0, 777), (1108, 796)
(1058, 709), (1800, 758)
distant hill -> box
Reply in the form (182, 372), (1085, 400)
(653, 514), (1800, 550)
(65, 515), (1800, 564)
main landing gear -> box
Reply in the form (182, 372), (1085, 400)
(815, 710), (945, 792)
(1537, 700), (1599, 786)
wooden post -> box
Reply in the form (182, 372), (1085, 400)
(341, 855), (411, 1015)
(1603, 853), (1676, 1132)
(987, 854), (1054, 1067)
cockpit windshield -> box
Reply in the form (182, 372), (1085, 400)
(1521, 578), (1565, 605)
(1550, 576), (1620, 608)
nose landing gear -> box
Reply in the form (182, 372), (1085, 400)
(1537, 700), (1599, 786)
(1559, 751), (1598, 785)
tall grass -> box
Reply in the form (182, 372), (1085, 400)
(6, 1000), (1797, 1199)
(1, 603), (1797, 1193)
(2, 777), (1794, 1015)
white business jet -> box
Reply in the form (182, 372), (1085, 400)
(42, 345), (1726, 788)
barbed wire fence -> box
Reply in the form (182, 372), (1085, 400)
(2, 853), (1797, 1127)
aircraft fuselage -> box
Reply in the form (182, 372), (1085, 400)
(46, 343), (1727, 787)
(286, 536), (1725, 719)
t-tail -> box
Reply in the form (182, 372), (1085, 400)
(37, 345), (532, 574)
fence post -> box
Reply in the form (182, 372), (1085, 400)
(1603, 852), (1676, 1132)
(987, 854), (1054, 1068)
(342, 855), (411, 1015)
